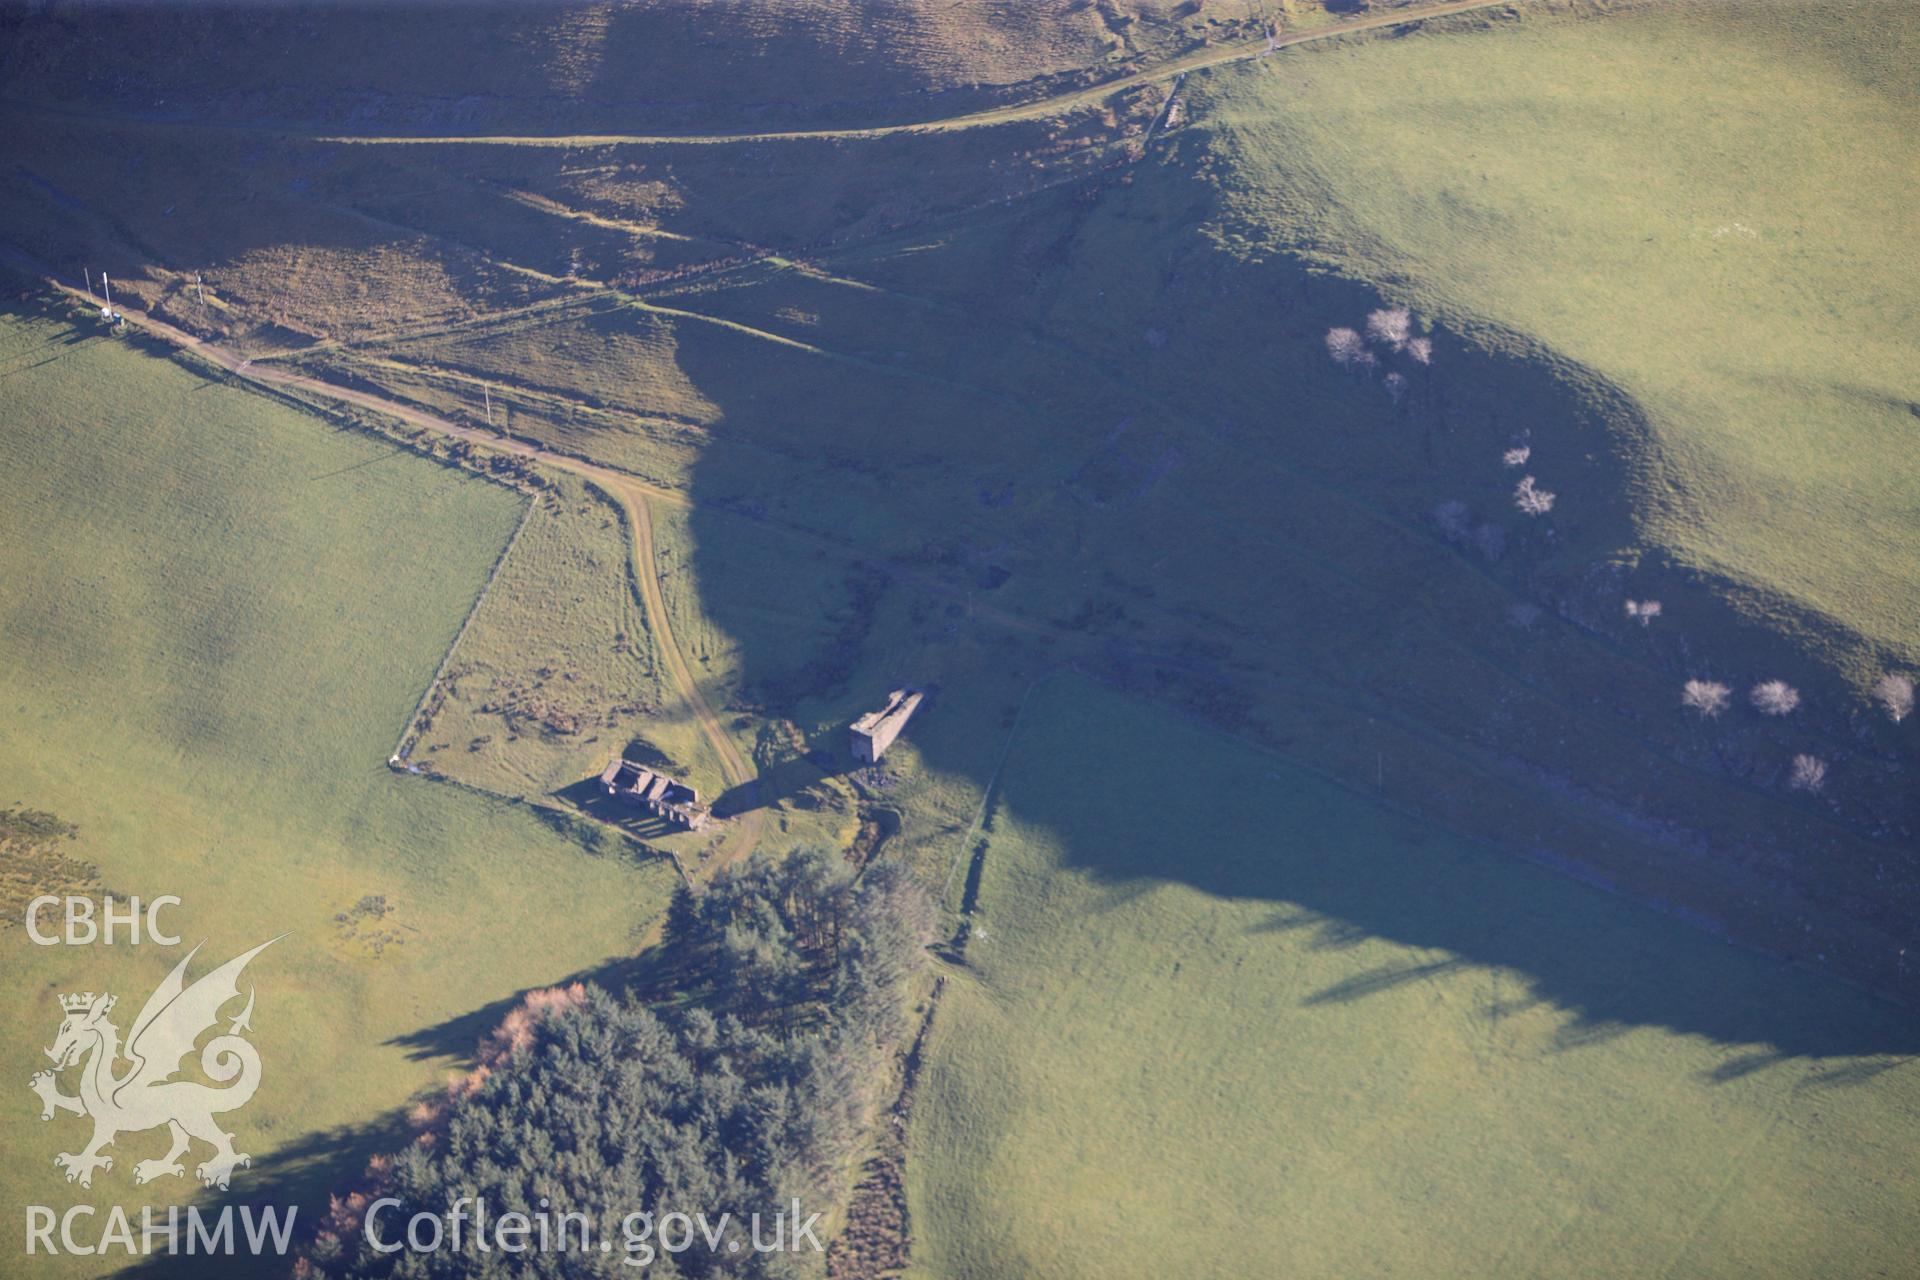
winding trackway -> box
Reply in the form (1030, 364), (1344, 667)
(311, 0), (1514, 146)
(308, 0), (1515, 146)
(610, 473), (765, 874)
(6, 0), (1516, 874)
(1, 0), (1520, 150)
(29, 279), (767, 874)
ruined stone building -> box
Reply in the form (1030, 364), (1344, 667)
(599, 758), (709, 830)
(851, 688), (923, 763)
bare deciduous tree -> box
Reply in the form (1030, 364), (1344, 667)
(1682, 679), (1731, 717)
(1788, 754), (1827, 792)
(1502, 445), (1531, 468)
(1514, 475), (1555, 517)
(1750, 680), (1801, 716)
(1383, 371), (1408, 402)
(1325, 326), (1367, 369)
(1405, 336), (1433, 366)
(1873, 673), (1914, 723)
(1624, 599), (1662, 626)
(1365, 306), (1413, 350)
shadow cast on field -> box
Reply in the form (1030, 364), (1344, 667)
(385, 949), (661, 1065)
(660, 145), (1918, 1062)
(550, 776), (686, 840)
(18, 32), (1909, 1200)
(114, 1111), (411, 1280)
(1072, 750), (1920, 1061)
(109, 946), (676, 1279)
(715, 747), (848, 818)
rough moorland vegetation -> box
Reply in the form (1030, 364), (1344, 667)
(0, 805), (93, 930)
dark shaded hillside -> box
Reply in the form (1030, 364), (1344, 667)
(2, 0), (1912, 1028)
(1, 0), (1231, 134)
(670, 145), (1920, 1003)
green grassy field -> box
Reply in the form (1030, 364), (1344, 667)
(0, 305), (674, 1273)
(3, 1), (1917, 1274)
(1196, 0), (1920, 676)
(8, 0), (1907, 976)
(401, 467), (864, 865)
(401, 470), (699, 797)
(908, 677), (1920, 1279)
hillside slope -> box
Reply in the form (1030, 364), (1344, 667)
(1199, 0), (1920, 673)
(3, 3), (1917, 1275)
(2, 2), (1912, 997)
(1, 0), (1253, 134)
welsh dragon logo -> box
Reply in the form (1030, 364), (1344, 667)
(29, 938), (279, 1191)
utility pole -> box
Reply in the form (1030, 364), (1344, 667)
(84, 267), (96, 304)
(484, 384), (494, 427)
(195, 272), (205, 304)
(101, 273), (116, 322)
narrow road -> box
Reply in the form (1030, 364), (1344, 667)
(28, 277), (768, 873)
(314, 0), (1513, 146)
(606, 475), (765, 872)
(311, 0), (1514, 147)
(3, 0), (1519, 151)
(0, 0), (1514, 888)
(31, 262), (1880, 991)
